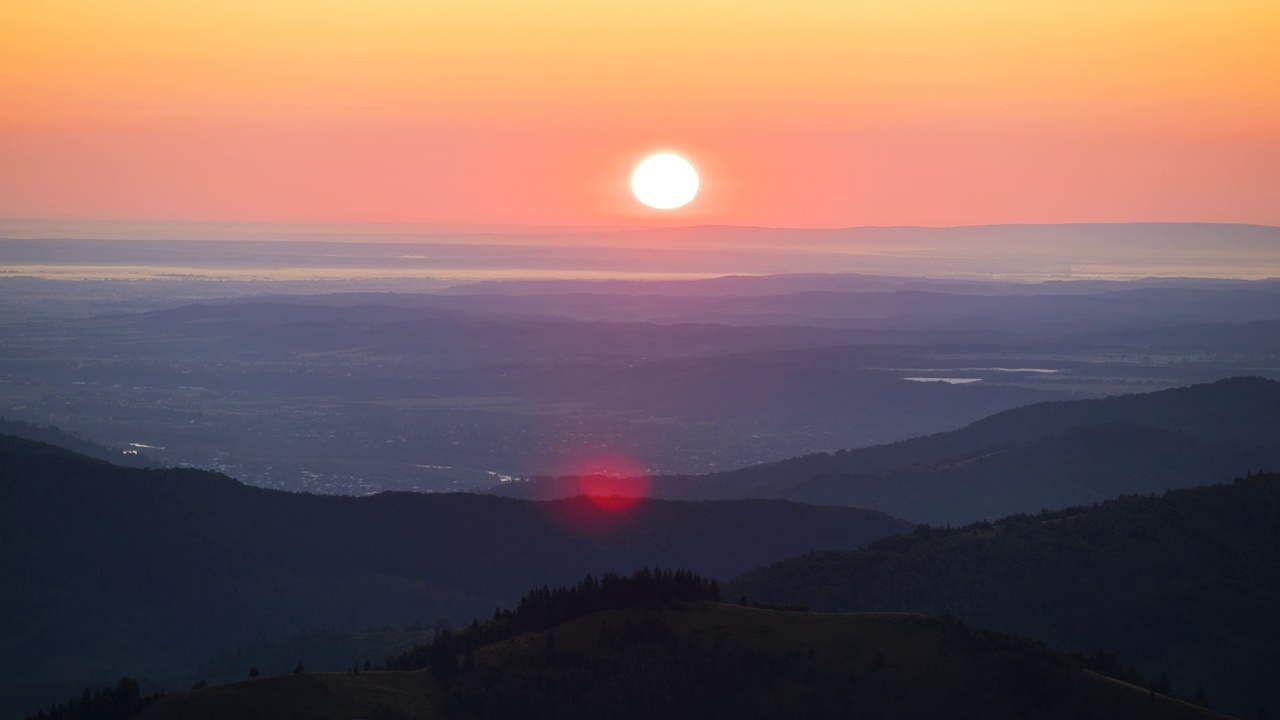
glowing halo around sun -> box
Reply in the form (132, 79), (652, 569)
(631, 153), (699, 209)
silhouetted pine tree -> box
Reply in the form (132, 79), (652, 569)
(1193, 686), (1209, 708)
(24, 678), (160, 720)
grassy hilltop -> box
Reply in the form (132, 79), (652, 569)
(134, 600), (1236, 720)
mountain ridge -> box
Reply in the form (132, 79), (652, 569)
(0, 434), (910, 720)
(130, 601), (1240, 720)
(727, 471), (1280, 717)
(491, 376), (1280, 523)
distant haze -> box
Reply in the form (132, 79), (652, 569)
(1, 221), (1277, 281)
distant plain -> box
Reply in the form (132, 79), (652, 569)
(2, 223), (1278, 494)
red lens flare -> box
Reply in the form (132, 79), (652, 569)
(576, 460), (650, 512)
(543, 452), (651, 534)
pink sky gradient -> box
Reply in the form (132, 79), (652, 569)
(3, 1), (1278, 228)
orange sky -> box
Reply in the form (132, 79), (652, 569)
(2, 0), (1278, 228)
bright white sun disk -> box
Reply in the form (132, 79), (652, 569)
(631, 153), (699, 209)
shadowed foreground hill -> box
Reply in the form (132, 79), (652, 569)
(0, 418), (156, 468)
(494, 376), (1280, 524)
(0, 435), (909, 720)
(132, 602), (1237, 720)
(728, 473), (1280, 717)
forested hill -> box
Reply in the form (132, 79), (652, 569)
(131, 580), (1237, 720)
(0, 434), (909, 720)
(727, 472), (1280, 718)
(0, 418), (155, 468)
(722, 375), (1280, 476)
(493, 376), (1280, 524)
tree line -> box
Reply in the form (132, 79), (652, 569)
(384, 568), (720, 675)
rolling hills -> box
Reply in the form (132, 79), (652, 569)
(493, 376), (1280, 524)
(0, 434), (909, 720)
(727, 472), (1280, 717)
(129, 600), (1237, 720)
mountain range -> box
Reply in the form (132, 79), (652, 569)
(728, 472), (1280, 717)
(0, 434), (907, 720)
(494, 376), (1280, 524)
(129, 599), (1236, 720)
(6, 374), (1279, 718)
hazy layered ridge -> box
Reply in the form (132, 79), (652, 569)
(492, 377), (1280, 524)
(3, 222), (1279, 281)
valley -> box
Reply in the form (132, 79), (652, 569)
(3, 271), (1278, 496)
(3, 264), (1279, 720)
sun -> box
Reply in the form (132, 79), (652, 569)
(631, 153), (699, 210)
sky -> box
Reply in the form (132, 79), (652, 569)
(2, 0), (1278, 229)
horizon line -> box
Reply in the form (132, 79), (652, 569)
(1, 217), (1278, 242)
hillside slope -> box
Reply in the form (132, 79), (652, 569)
(0, 418), (156, 468)
(132, 602), (1238, 720)
(493, 376), (1280, 523)
(728, 472), (1280, 717)
(0, 435), (909, 720)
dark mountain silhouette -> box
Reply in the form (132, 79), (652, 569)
(128, 581), (1237, 720)
(727, 472), (1280, 718)
(493, 377), (1280, 524)
(0, 434), (909, 720)
(0, 418), (155, 468)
